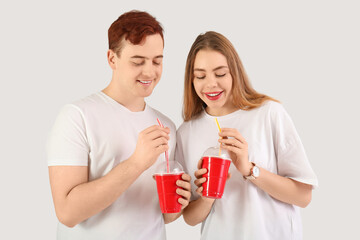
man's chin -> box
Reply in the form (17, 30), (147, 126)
(139, 89), (154, 98)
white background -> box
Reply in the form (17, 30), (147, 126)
(1, 0), (359, 239)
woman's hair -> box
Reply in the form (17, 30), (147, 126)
(183, 31), (278, 121)
(108, 10), (164, 56)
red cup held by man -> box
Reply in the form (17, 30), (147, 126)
(153, 161), (184, 213)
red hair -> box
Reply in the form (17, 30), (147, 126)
(108, 10), (164, 55)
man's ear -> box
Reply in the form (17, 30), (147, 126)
(107, 49), (117, 70)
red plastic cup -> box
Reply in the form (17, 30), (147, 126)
(202, 156), (231, 199)
(154, 172), (183, 213)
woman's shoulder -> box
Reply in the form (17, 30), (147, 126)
(177, 112), (205, 134)
(258, 100), (287, 116)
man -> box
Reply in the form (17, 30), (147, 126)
(47, 10), (191, 239)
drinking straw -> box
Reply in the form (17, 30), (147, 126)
(214, 118), (222, 156)
(157, 118), (170, 173)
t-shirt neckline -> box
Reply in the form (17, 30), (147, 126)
(202, 108), (244, 121)
(98, 91), (150, 115)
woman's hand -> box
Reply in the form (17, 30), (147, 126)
(194, 158), (208, 197)
(193, 158), (231, 202)
(218, 128), (252, 177)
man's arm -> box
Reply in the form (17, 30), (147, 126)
(49, 125), (169, 227)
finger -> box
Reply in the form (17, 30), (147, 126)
(176, 180), (191, 191)
(196, 186), (203, 195)
(194, 168), (207, 179)
(221, 144), (241, 156)
(176, 188), (191, 201)
(155, 144), (169, 155)
(227, 172), (232, 180)
(147, 129), (170, 141)
(178, 197), (189, 208)
(142, 125), (163, 134)
(219, 128), (246, 143)
(152, 137), (169, 148)
(197, 158), (203, 169)
(181, 173), (191, 182)
(194, 177), (206, 187)
(218, 138), (243, 148)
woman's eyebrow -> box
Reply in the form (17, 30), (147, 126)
(194, 66), (228, 72)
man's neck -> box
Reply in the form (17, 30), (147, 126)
(102, 87), (146, 112)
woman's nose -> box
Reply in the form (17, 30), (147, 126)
(206, 75), (218, 88)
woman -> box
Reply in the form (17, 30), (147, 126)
(176, 31), (318, 240)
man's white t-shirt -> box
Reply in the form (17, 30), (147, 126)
(176, 101), (318, 240)
(47, 92), (176, 240)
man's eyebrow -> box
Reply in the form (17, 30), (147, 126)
(131, 55), (163, 59)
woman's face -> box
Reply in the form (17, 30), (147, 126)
(193, 49), (237, 116)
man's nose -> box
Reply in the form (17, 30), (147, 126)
(141, 62), (156, 78)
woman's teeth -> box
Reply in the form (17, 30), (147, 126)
(206, 92), (221, 97)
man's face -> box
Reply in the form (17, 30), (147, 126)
(112, 34), (164, 99)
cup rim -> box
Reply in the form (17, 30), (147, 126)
(202, 155), (231, 161)
(153, 171), (184, 176)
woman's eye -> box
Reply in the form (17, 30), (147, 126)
(195, 76), (205, 79)
(215, 73), (226, 78)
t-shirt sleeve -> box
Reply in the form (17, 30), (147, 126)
(271, 103), (318, 188)
(175, 131), (188, 176)
(47, 104), (90, 166)
(175, 128), (199, 202)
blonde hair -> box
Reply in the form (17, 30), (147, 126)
(183, 31), (278, 121)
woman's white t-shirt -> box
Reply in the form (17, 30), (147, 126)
(47, 92), (176, 240)
(176, 101), (318, 240)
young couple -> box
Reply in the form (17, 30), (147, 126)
(48, 10), (318, 240)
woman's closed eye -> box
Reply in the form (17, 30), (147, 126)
(215, 73), (226, 78)
(195, 75), (206, 79)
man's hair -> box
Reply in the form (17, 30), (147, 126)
(108, 10), (164, 56)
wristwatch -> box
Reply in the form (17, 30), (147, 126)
(244, 162), (260, 180)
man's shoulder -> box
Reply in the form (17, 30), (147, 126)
(148, 106), (176, 130)
(71, 92), (104, 109)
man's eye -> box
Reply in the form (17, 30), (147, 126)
(132, 61), (144, 66)
(153, 61), (161, 65)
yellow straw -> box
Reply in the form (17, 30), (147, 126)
(214, 118), (222, 156)
(215, 118), (221, 133)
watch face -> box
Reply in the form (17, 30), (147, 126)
(253, 166), (260, 177)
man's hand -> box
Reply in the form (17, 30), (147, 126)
(130, 125), (170, 171)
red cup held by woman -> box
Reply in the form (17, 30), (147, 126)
(201, 146), (231, 199)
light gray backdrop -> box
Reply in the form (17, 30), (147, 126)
(1, 0), (359, 239)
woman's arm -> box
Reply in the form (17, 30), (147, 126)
(219, 128), (313, 208)
(182, 162), (217, 226)
(183, 196), (215, 226)
(248, 167), (312, 208)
